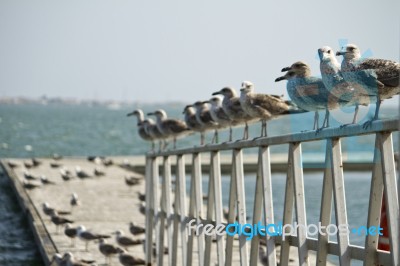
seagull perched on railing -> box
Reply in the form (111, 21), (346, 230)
(276, 61), (351, 130)
(148, 109), (190, 149)
(336, 44), (400, 128)
(193, 101), (220, 144)
(205, 96), (234, 142)
(127, 109), (156, 150)
(212, 87), (255, 140)
(240, 81), (302, 138)
(318, 46), (371, 127)
(183, 104), (206, 145)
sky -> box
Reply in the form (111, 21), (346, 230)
(0, 0), (399, 105)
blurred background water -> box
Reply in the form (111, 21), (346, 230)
(0, 102), (398, 265)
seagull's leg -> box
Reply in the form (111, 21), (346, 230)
(85, 241), (88, 251)
(363, 98), (381, 129)
(200, 132), (205, 145)
(151, 141), (155, 151)
(211, 130), (217, 144)
(313, 111), (319, 130)
(242, 122), (249, 140)
(229, 126), (233, 142)
(317, 109), (329, 134)
(352, 104), (359, 124)
(173, 138), (177, 149)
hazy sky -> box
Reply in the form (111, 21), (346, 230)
(0, 1), (399, 105)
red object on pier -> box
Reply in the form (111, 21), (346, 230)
(378, 197), (389, 251)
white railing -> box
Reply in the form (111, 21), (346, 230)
(144, 119), (399, 266)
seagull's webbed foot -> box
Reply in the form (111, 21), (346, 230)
(363, 119), (375, 129)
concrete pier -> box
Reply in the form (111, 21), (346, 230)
(1, 156), (335, 265)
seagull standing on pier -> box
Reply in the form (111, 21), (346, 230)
(212, 87), (255, 140)
(50, 210), (74, 233)
(98, 238), (120, 265)
(118, 249), (146, 266)
(70, 193), (80, 210)
(336, 44), (400, 127)
(76, 225), (111, 251)
(114, 230), (143, 250)
(64, 224), (78, 247)
(147, 109), (190, 149)
(129, 222), (145, 235)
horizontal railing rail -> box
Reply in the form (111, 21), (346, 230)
(144, 118), (399, 266)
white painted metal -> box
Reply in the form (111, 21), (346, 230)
(291, 142), (309, 266)
(144, 119), (399, 266)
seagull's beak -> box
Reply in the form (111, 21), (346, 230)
(126, 112), (134, 116)
(336, 51), (345, 56)
(240, 88), (245, 92)
(212, 91), (221, 96)
(147, 112), (154, 116)
(275, 76), (286, 82)
(281, 66), (291, 72)
(202, 100), (210, 104)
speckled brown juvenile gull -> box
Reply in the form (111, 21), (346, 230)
(337, 43), (400, 127)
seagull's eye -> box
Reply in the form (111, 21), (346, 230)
(327, 50), (331, 54)
(349, 47), (355, 51)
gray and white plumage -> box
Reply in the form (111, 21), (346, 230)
(60, 168), (73, 181)
(62, 252), (96, 266)
(77, 225), (111, 251)
(64, 224), (78, 247)
(207, 96), (235, 141)
(183, 104), (207, 145)
(42, 202), (71, 217)
(40, 175), (56, 185)
(239, 81), (293, 137)
(318, 46), (372, 126)
(337, 44), (400, 126)
(118, 249), (146, 265)
(276, 61), (347, 129)
(193, 101), (219, 144)
(129, 222), (145, 235)
(114, 230), (143, 250)
(212, 87), (255, 139)
(50, 253), (66, 266)
(126, 109), (153, 142)
(99, 238), (119, 265)
(23, 170), (38, 180)
(148, 109), (190, 149)
(50, 210), (74, 233)
(141, 119), (167, 151)
(70, 193), (80, 208)
(75, 166), (91, 178)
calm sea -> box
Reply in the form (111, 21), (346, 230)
(0, 103), (398, 265)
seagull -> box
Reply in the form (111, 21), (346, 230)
(99, 238), (120, 265)
(240, 81), (297, 138)
(64, 224), (78, 247)
(50, 210), (74, 233)
(23, 160), (34, 169)
(42, 202), (71, 217)
(318, 46), (372, 127)
(101, 157), (113, 166)
(118, 249), (146, 266)
(183, 104), (207, 145)
(147, 109), (190, 149)
(50, 161), (62, 168)
(206, 96), (235, 141)
(276, 61), (350, 130)
(137, 192), (145, 202)
(129, 222), (145, 235)
(41, 175), (56, 185)
(23, 180), (41, 189)
(114, 230), (144, 250)
(75, 166), (91, 178)
(23, 170), (38, 180)
(127, 109), (156, 149)
(52, 153), (63, 160)
(7, 160), (18, 168)
(50, 253), (66, 266)
(31, 157), (42, 167)
(70, 193), (80, 209)
(193, 101), (220, 144)
(77, 225), (111, 251)
(62, 252), (96, 266)
(336, 43), (400, 128)
(93, 167), (105, 176)
(60, 168), (73, 181)
(125, 176), (141, 189)
(141, 119), (168, 151)
(212, 87), (255, 140)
